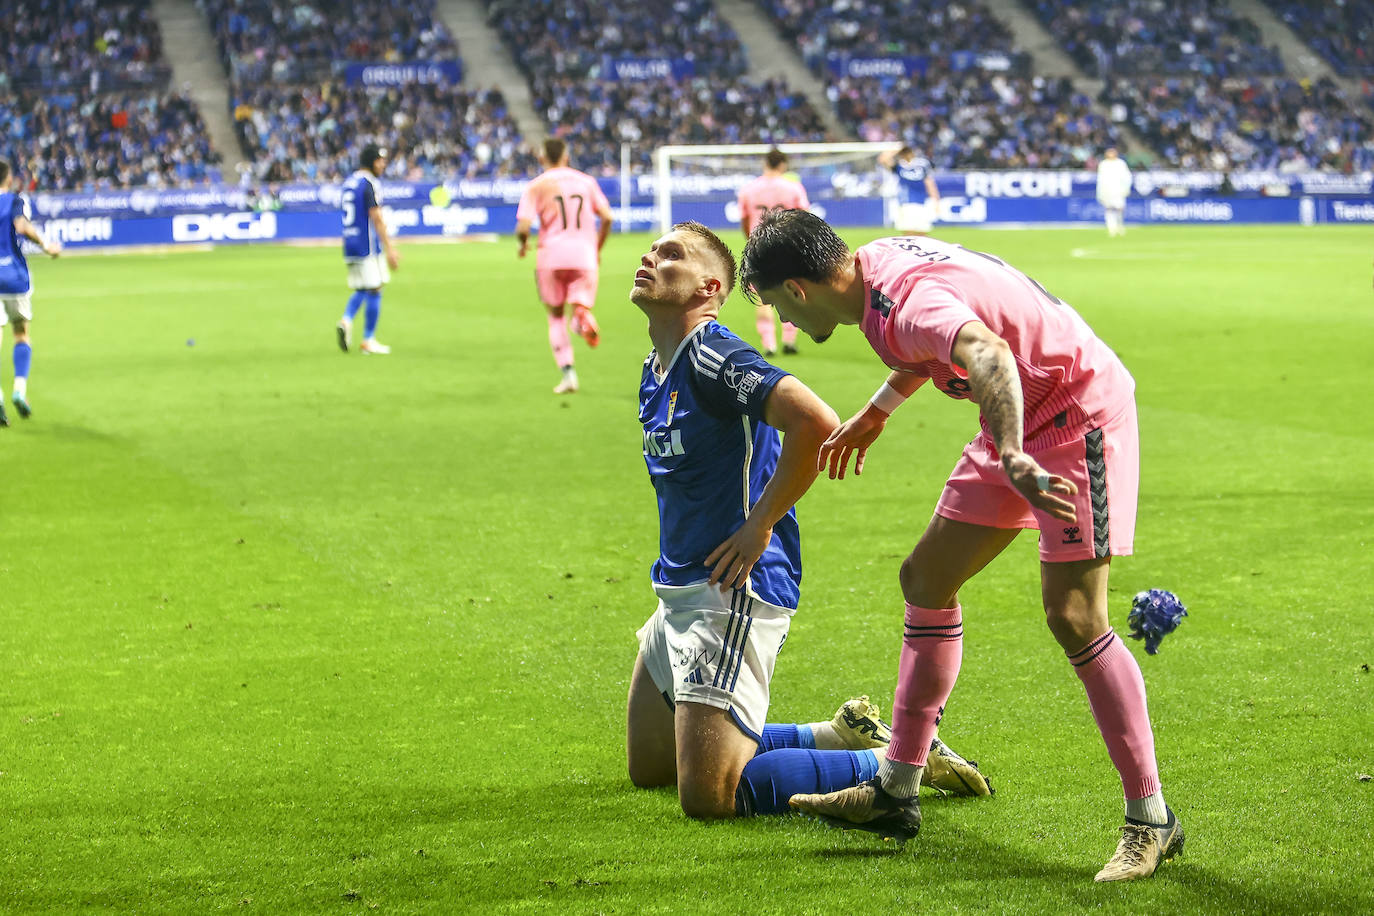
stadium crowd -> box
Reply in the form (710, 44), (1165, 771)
(1261, 0), (1374, 80)
(1, 89), (222, 190)
(196, 0), (533, 179)
(1029, 0), (1284, 78)
(757, 0), (1018, 73)
(834, 69), (1122, 168)
(0, 0), (221, 189)
(1101, 76), (1374, 172)
(487, 0), (828, 170)
(233, 81), (534, 181)
(2, 0), (171, 90)
(195, 0), (458, 86)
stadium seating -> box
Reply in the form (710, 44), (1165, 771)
(195, 0), (459, 86)
(1100, 76), (1374, 171)
(833, 68), (1123, 168)
(1, 88), (222, 190)
(197, 0), (530, 180)
(486, 0), (828, 170)
(0, 0), (222, 189)
(1027, 0), (1284, 78)
(232, 82), (535, 182)
(2, 0), (171, 90)
(1260, 0), (1374, 80)
(756, 0), (1020, 74)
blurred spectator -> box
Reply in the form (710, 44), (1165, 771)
(1262, 0), (1373, 79)
(0, 88), (223, 189)
(1100, 76), (1374, 171)
(1029, 0), (1284, 78)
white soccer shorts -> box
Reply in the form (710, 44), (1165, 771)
(346, 255), (390, 290)
(895, 201), (935, 232)
(0, 292), (33, 325)
(636, 581), (794, 741)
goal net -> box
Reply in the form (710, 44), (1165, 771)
(652, 142), (902, 234)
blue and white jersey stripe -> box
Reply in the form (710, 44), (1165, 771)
(639, 321), (801, 609)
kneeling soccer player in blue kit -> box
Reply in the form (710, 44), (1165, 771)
(624, 220), (993, 819)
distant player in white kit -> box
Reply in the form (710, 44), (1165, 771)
(0, 159), (61, 424)
(517, 139), (613, 394)
(737, 149), (809, 356)
(337, 144), (400, 355)
(880, 146), (940, 236)
(1096, 147), (1132, 237)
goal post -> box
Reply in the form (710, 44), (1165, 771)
(653, 142), (903, 233)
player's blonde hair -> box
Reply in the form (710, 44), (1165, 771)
(673, 221), (736, 302)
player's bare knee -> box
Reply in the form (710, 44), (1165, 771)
(899, 553), (957, 608)
(627, 754), (674, 789)
(678, 784), (737, 820)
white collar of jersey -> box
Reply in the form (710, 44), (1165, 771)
(652, 319), (713, 382)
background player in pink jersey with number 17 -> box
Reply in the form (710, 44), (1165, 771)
(736, 149), (810, 357)
(516, 138), (613, 394)
(741, 209), (1182, 883)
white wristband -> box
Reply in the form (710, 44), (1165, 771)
(868, 381), (908, 416)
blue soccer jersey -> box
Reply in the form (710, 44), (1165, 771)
(894, 155), (933, 204)
(341, 170), (381, 261)
(639, 320), (802, 609)
(0, 192), (32, 295)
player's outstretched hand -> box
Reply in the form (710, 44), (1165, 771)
(43, 240), (61, 258)
(386, 249), (400, 271)
(818, 406), (887, 479)
(518, 240), (529, 259)
(705, 519), (773, 591)
(1002, 450), (1078, 523)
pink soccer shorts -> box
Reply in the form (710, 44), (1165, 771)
(536, 268), (598, 309)
(935, 401), (1139, 562)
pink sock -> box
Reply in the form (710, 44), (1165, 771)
(1070, 629), (1161, 799)
(781, 322), (799, 346)
(756, 311), (777, 352)
(547, 312), (573, 368)
(887, 603), (963, 767)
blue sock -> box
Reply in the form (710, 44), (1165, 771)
(759, 723), (816, 752)
(363, 291), (381, 339)
(13, 341), (31, 383)
(342, 290), (365, 321)
(735, 748), (881, 816)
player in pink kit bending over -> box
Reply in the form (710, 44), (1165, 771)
(740, 209), (1182, 883)
(737, 149), (809, 357)
(517, 138), (613, 394)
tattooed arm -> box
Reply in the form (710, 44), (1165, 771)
(951, 321), (1078, 522)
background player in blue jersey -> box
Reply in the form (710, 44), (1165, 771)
(337, 145), (399, 355)
(880, 146), (940, 236)
(0, 159), (61, 424)
(624, 221), (990, 819)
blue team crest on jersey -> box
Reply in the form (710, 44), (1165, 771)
(667, 389), (678, 424)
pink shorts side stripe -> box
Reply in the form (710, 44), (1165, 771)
(935, 401), (1139, 562)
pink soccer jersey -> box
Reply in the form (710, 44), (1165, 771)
(856, 236), (1135, 448)
(737, 175), (810, 226)
(516, 167), (610, 271)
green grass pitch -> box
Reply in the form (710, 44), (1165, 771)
(0, 225), (1370, 913)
